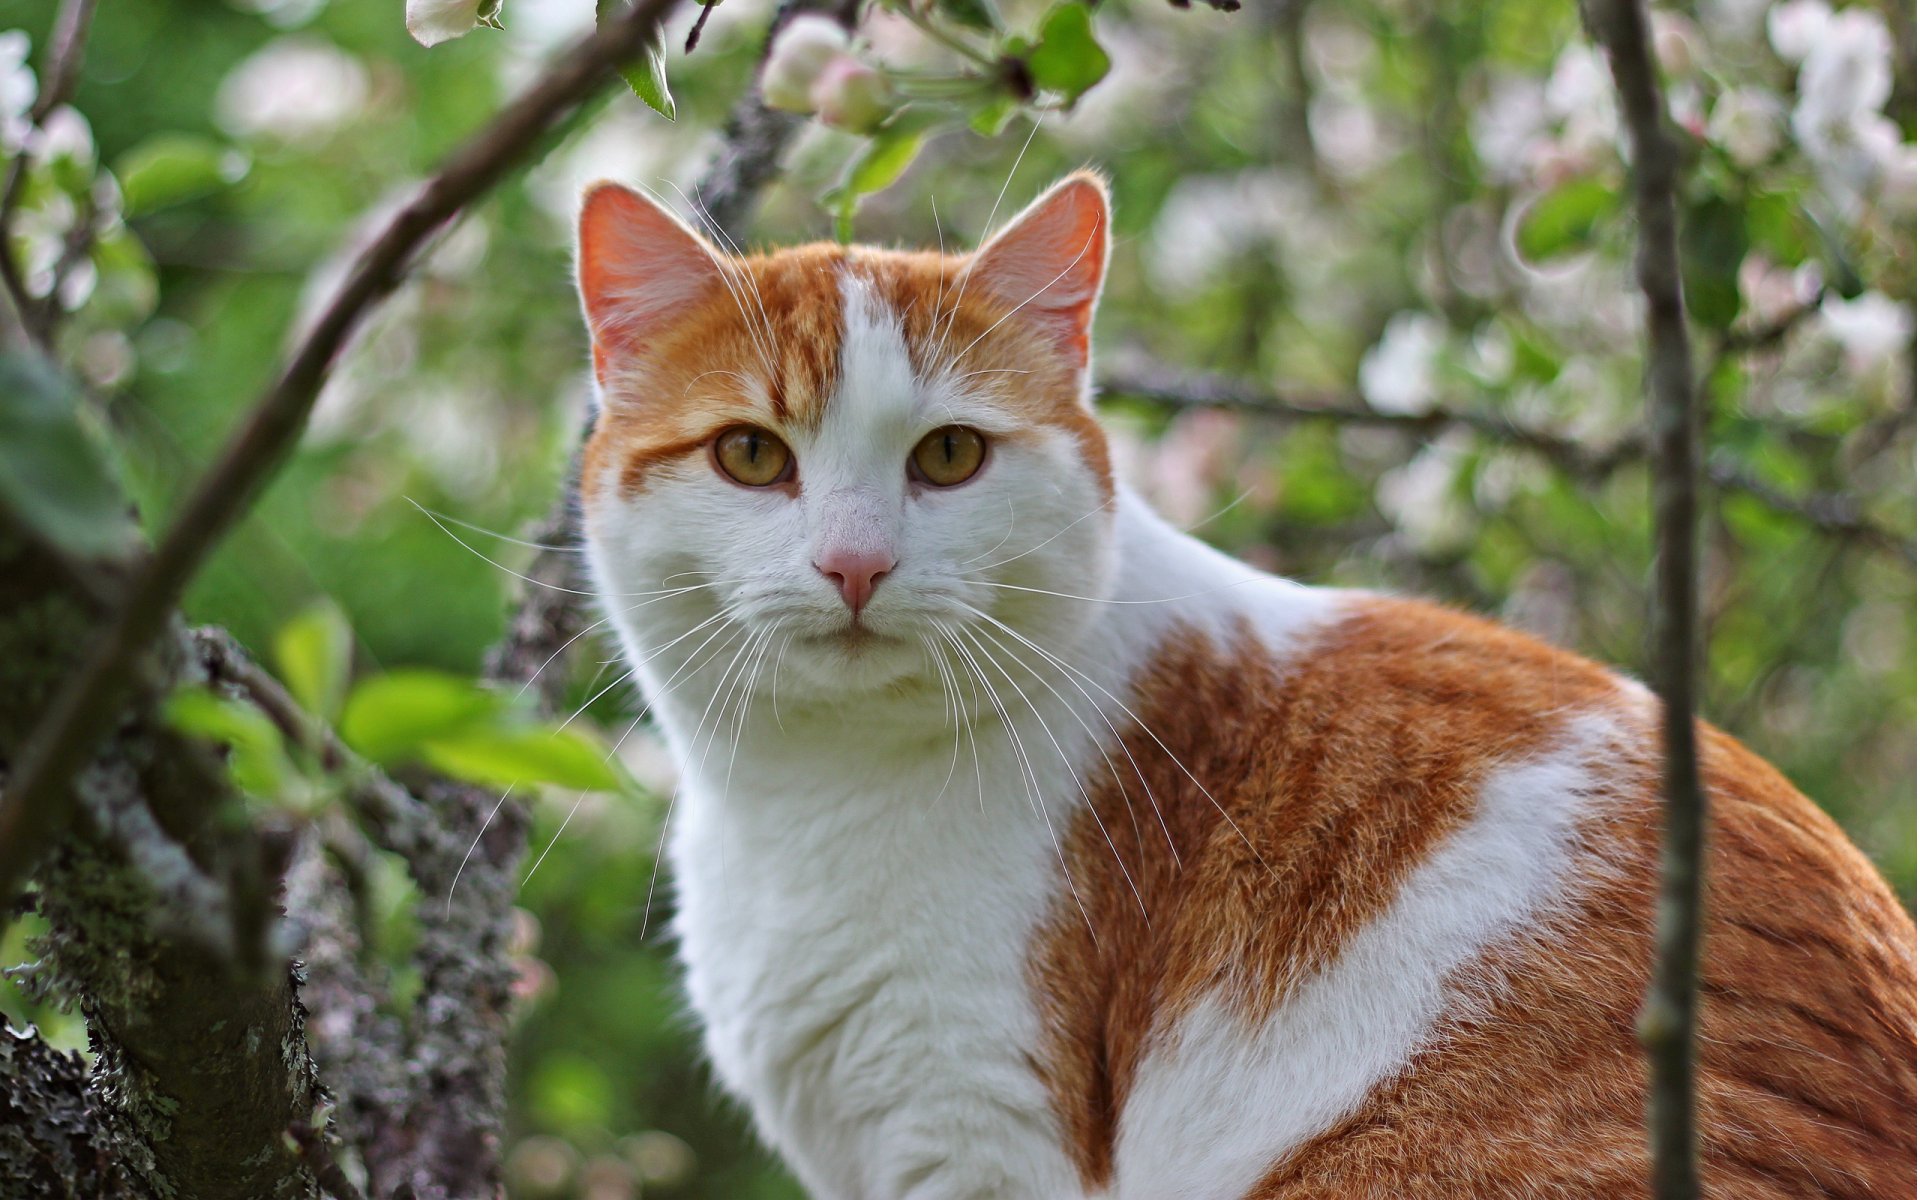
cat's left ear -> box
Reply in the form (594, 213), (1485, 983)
(968, 171), (1110, 369)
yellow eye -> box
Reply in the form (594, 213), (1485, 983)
(713, 425), (793, 487)
(910, 426), (987, 487)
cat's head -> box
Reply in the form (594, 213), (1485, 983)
(574, 173), (1115, 701)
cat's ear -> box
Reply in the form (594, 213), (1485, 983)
(968, 171), (1111, 368)
(576, 181), (727, 383)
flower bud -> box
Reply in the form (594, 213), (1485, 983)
(760, 15), (851, 113)
(811, 57), (896, 134)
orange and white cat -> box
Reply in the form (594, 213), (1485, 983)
(573, 173), (1916, 1200)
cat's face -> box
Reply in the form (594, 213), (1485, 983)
(575, 174), (1115, 702)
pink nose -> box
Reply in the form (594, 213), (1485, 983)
(815, 549), (894, 616)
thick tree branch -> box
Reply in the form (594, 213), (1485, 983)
(0, 0), (683, 914)
(1587, 1), (1706, 1195)
(1096, 357), (1914, 563)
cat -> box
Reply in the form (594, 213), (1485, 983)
(571, 171), (1916, 1200)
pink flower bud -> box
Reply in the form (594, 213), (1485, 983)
(760, 15), (851, 113)
(810, 57), (895, 134)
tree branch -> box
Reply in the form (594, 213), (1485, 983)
(1587, 1), (1706, 1195)
(1096, 356), (1913, 563)
(0, 0), (684, 914)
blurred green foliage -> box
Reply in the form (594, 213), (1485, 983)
(1, 0), (1911, 1196)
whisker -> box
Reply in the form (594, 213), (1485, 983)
(407, 502), (582, 553)
(953, 496), (1018, 568)
(522, 788), (586, 888)
(970, 618), (1156, 892)
(939, 621), (1096, 943)
(934, 117), (1043, 365)
(410, 498), (699, 599)
(446, 783), (515, 914)
(954, 622), (1145, 925)
(960, 602), (1274, 882)
(948, 225), (1098, 367)
(964, 497), (1112, 573)
(965, 606), (1178, 863)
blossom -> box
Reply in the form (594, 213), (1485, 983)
(407, 0), (488, 49)
(214, 37), (369, 144)
(0, 30), (34, 151)
(1359, 312), (1447, 416)
(811, 57), (895, 133)
(760, 15), (851, 114)
(1652, 11), (1702, 77)
(1818, 291), (1912, 380)
(1793, 8), (1892, 137)
(1707, 87), (1784, 168)
(1471, 75), (1548, 185)
(1377, 431), (1475, 553)
(1766, 0), (1831, 64)
(1737, 254), (1822, 325)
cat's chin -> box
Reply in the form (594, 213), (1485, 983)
(775, 625), (927, 696)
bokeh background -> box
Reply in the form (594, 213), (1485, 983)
(2, 0), (1912, 1196)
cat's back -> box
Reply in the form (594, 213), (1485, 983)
(1032, 592), (1916, 1199)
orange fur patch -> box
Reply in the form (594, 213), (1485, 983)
(1025, 597), (1917, 1196)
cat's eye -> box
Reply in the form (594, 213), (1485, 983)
(713, 425), (794, 488)
(910, 426), (987, 488)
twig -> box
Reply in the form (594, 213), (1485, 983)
(0, 0), (683, 913)
(1096, 357), (1913, 561)
(1587, 0), (1705, 1195)
(685, 0), (719, 52)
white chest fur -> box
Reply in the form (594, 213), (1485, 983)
(667, 696), (1090, 1200)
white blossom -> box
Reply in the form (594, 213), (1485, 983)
(407, 0), (486, 48)
(1377, 430), (1474, 553)
(32, 105), (94, 168)
(1544, 46), (1620, 173)
(1738, 253), (1822, 325)
(1818, 291), (1913, 379)
(214, 37), (369, 144)
(1471, 75), (1549, 185)
(1793, 8), (1892, 136)
(1359, 312), (1447, 416)
(0, 30), (35, 151)
(1707, 87), (1785, 168)
(1766, 0), (1832, 64)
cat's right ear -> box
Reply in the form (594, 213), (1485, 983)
(576, 182), (726, 385)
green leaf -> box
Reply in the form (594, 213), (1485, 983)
(0, 355), (134, 560)
(115, 134), (247, 217)
(420, 724), (624, 792)
(275, 601), (353, 724)
(849, 122), (930, 198)
(1681, 194), (1748, 331)
(968, 95), (1018, 138)
(339, 670), (506, 764)
(936, 0), (1000, 33)
(477, 0), (505, 29)
(1515, 179), (1614, 262)
(620, 38), (676, 121)
(1025, 4), (1110, 102)
(164, 687), (295, 797)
